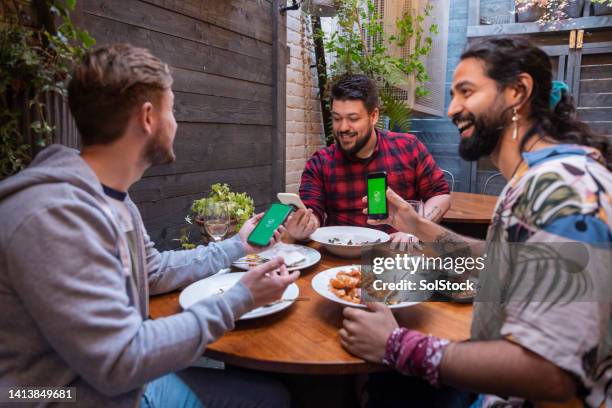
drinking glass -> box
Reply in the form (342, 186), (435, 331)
(390, 200), (423, 253)
(406, 200), (424, 217)
(203, 202), (230, 242)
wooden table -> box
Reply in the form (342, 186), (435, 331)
(442, 192), (498, 239)
(150, 244), (473, 375)
(443, 192), (498, 224)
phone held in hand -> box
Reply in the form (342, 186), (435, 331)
(367, 171), (388, 219)
(247, 203), (294, 247)
(277, 192), (306, 210)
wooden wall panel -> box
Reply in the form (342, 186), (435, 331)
(173, 92), (273, 125)
(81, 14), (272, 84)
(145, 124), (273, 177)
(78, 0), (282, 249)
(141, 0), (274, 44)
(171, 68), (273, 102)
(577, 52), (612, 147)
(81, 0), (271, 60)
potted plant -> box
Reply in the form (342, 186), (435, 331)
(515, 0), (585, 23)
(190, 183), (254, 244)
(592, 0), (612, 15)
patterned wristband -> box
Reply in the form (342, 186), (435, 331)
(383, 327), (406, 366)
(383, 327), (450, 387)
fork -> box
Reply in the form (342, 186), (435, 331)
(232, 257), (270, 266)
(263, 296), (310, 307)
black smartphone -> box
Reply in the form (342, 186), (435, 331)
(247, 203), (294, 247)
(367, 171), (388, 219)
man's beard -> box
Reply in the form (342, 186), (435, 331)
(143, 128), (175, 166)
(335, 127), (374, 158)
(456, 102), (510, 162)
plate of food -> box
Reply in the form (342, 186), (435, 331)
(232, 243), (321, 271)
(311, 265), (420, 308)
(179, 272), (299, 320)
(310, 226), (390, 258)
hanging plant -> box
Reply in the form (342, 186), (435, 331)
(0, 0), (95, 179)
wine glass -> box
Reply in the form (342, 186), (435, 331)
(203, 202), (230, 242)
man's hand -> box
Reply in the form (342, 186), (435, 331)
(362, 188), (420, 235)
(238, 213), (284, 254)
(285, 208), (319, 241)
(239, 257), (300, 308)
(339, 302), (399, 363)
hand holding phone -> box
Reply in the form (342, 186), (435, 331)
(277, 193), (306, 210)
(247, 203), (294, 247)
(367, 171), (388, 219)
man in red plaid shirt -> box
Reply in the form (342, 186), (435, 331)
(285, 74), (450, 243)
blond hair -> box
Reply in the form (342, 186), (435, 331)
(68, 44), (172, 146)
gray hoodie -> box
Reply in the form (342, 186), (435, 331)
(0, 145), (254, 407)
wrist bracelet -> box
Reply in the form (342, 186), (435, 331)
(383, 327), (450, 386)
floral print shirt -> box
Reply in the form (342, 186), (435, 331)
(471, 145), (612, 407)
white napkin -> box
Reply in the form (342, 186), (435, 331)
(282, 251), (306, 267)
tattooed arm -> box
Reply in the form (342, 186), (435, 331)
(422, 194), (450, 223)
(364, 188), (486, 257)
(418, 220), (486, 258)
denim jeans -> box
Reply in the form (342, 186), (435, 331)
(141, 367), (290, 408)
(141, 373), (203, 408)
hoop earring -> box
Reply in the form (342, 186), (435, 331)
(512, 108), (519, 141)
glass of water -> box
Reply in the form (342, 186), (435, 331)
(203, 202), (230, 242)
(405, 200), (424, 217)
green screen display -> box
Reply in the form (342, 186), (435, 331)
(368, 177), (387, 215)
(247, 203), (293, 246)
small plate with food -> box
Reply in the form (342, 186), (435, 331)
(311, 265), (420, 308)
(232, 243), (321, 271)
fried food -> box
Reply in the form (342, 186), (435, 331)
(329, 267), (361, 304)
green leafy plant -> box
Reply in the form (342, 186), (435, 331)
(177, 183), (255, 249)
(318, 0), (437, 142)
(0, 0), (95, 179)
(190, 183), (255, 229)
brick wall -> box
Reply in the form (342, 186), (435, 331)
(285, 12), (325, 194)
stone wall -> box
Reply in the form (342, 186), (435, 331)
(285, 12), (326, 194)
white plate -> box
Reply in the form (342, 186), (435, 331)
(179, 272), (299, 320)
(310, 226), (390, 258)
(311, 265), (420, 309)
(232, 243), (321, 271)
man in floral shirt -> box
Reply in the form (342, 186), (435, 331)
(340, 38), (611, 407)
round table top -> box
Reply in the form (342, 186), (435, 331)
(149, 243), (473, 375)
(442, 192), (498, 224)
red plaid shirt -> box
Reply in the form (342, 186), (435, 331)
(299, 129), (449, 233)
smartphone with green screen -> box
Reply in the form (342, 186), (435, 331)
(247, 203), (294, 247)
(367, 171), (387, 219)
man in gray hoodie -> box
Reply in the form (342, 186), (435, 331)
(0, 44), (298, 407)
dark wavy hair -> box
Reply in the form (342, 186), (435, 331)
(460, 38), (609, 162)
(330, 73), (379, 113)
